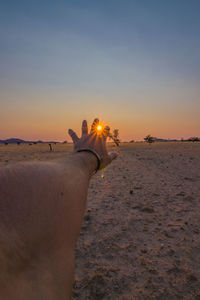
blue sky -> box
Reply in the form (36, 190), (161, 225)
(0, 0), (200, 140)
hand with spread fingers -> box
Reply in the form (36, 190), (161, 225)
(68, 118), (118, 170)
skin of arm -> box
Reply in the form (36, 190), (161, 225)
(0, 119), (117, 300)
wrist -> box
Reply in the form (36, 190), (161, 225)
(71, 151), (99, 177)
(76, 149), (101, 171)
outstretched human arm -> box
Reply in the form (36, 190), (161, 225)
(0, 119), (117, 300)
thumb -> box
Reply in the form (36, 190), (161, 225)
(108, 151), (118, 161)
(101, 152), (118, 169)
(100, 152), (118, 169)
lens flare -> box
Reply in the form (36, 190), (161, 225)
(97, 125), (102, 131)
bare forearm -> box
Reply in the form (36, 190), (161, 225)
(0, 152), (97, 247)
(0, 151), (98, 298)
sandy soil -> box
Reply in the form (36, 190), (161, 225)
(0, 142), (200, 299)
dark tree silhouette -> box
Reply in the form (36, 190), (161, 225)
(144, 135), (156, 144)
(188, 137), (199, 142)
(4, 142), (8, 146)
(49, 144), (53, 151)
(109, 129), (120, 146)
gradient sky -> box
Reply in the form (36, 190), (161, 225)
(0, 0), (200, 141)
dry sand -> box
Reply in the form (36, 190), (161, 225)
(0, 142), (200, 299)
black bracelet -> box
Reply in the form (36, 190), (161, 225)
(76, 148), (101, 173)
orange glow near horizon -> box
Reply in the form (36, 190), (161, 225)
(0, 94), (199, 142)
(1, 115), (200, 142)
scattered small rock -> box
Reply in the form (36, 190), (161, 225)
(184, 177), (195, 182)
(141, 207), (155, 213)
(188, 274), (198, 282)
(176, 192), (185, 196)
(134, 186), (143, 190)
(184, 196), (194, 201)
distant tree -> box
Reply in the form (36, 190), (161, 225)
(144, 135), (156, 144)
(29, 143), (32, 146)
(188, 137), (199, 142)
(63, 141), (68, 144)
(49, 143), (53, 151)
(33, 142), (37, 145)
(109, 129), (120, 146)
(17, 142), (21, 145)
(129, 140), (134, 143)
(54, 142), (57, 145)
(4, 142), (8, 146)
(113, 129), (119, 139)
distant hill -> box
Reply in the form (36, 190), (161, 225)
(154, 138), (178, 142)
(0, 138), (57, 144)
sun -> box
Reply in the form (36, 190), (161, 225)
(94, 122), (105, 134)
(97, 125), (102, 131)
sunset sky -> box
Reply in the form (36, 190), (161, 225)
(1, 0), (199, 141)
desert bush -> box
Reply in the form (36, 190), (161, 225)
(109, 129), (120, 146)
(188, 137), (199, 142)
(144, 135), (156, 144)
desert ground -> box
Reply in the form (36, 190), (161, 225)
(0, 142), (200, 299)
